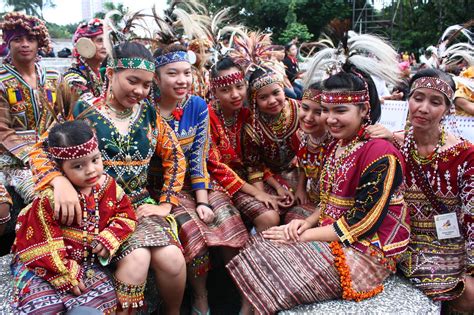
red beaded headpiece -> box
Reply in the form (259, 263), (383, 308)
(49, 136), (99, 160)
(210, 71), (245, 89)
(320, 90), (369, 104)
(302, 88), (322, 103)
(410, 76), (454, 102)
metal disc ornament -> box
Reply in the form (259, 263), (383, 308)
(76, 37), (96, 59)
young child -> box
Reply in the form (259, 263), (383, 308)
(11, 120), (137, 314)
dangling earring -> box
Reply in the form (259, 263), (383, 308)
(107, 85), (115, 102)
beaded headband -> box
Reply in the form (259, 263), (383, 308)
(321, 90), (369, 104)
(410, 76), (454, 102)
(302, 88), (322, 103)
(155, 51), (190, 68)
(210, 71), (245, 89)
(49, 136), (99, 160)
(111, 58), (155, 73)
(250, 72), (283, 92)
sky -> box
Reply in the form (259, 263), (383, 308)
(2, 0), (166, 25)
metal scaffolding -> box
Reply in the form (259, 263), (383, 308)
(352, 0), (402, 45)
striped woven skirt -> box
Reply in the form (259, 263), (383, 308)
(114, 215), (182, 262)
(226, 236), (391, 315)
(12, 262), (116, 314)
(172, 190), (249, 263)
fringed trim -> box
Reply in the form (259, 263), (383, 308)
(190, 252), (211, 277)
(113, 275), (146, 311)
(329, 241), (384, 302)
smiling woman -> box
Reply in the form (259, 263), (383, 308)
(28, 40), (188, 314)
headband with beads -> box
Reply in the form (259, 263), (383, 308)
(409, 76), (454, 102)
(155, 51), (191, 68)
(211, 71), (245, 90)
(250, 71), (283, 92)
(110, 57), (155, 73)
(302, 88), (322, 103)
(49, 136), (99, 160)
(320, 90), (369, 104)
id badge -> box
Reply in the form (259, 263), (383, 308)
(434, 213), (461, 240)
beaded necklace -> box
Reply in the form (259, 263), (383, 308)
(105, 102), (133, 121)
(319, 133), (366, 216)
(78, 57), (102, 96)
(300, 133), (330, 178)
(78, 186), (100, 279)
(216, 102), (240, 149)
(260, 107), (288, 140)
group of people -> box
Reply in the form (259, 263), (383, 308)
(0, 5), (472, 315)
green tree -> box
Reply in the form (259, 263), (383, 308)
(279, 22), (313, 44)
(4, 0), (55, 18)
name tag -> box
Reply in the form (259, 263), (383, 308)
(434, 213), (461, 240)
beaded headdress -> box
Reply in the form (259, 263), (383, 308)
(409, 76), (454, 102)
(49, 136), (99, 160)
(155, 51), (191, 68)
(302, 88), (322, 103)
(73, 18), (104, 43)
(0, 12), (52, 53)
(103, 11), (155, 73)
(210, 71), (245, 90)
(111, 57), (155, 73)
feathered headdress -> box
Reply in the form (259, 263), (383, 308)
(151, 0), (210, 48)
(303, 30), (401, 89)
(102, 10), (156, 74)
(439, 20), (474, 68)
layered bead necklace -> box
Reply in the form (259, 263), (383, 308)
(217, 102), (240, 149)
(300, 133), (330, 179)
(105, 102), (134, 122)
(79, 187), (100, 279)
(319, 133), (366, 216)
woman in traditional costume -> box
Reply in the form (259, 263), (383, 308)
(227, 33), (410, 315)
(369, 67), (474, 312)
(230, 31), (316, 223)
(12, 120), (137, 314)
(294, 83), (332, 207)
(29, 37), (187, 313)
(208, 56), (282, 231)
(148, 5), (248, 314)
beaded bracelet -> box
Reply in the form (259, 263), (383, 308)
(196, 202), (214, 210)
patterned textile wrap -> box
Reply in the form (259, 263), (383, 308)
(242, 98), (301, 184)
(0, 62), (60, 163)
(30, 95), (185, 207)
(12, 176), (137, 292)
(226, 235), (391, 315)
(11, 261), (116, 314)
(398, 140), (474, 301)
(148, 95), (210, 194)
(0, 182), (12, 205)
(172, 190), (249, 265)
(319, 139), (410, 259)
(208, 103), (278, 221)
(113, 214), (182, 262)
